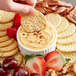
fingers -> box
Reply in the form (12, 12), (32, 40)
(11, 2), (35, 15)
(13, 0), (37, 7)
(13, 0), (19, 2)
(20, 0), (37, 7)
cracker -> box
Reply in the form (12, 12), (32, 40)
(0, 31), (6, 37)
(57, 42), (76, 52)
(57, 22), (75, 39)
(14, 52), (23, 66)
(0, 41), (17, 52)
(0, 38), (14, 48)
(0, 21), (13, 31)
(45, 13), (61, 28)
(57, 32), (76, 44)
(0, 36), (10, 43)
(0, 52), (23, 66)
(60, 51), (76, 63)
(0, 57), (5, 64)
(56, 17), (69, 33)
(21, 58), (26, 67)
(0, 48), (18, 57)
(21, 10), (46, 32)
(0, 10), (15, 23)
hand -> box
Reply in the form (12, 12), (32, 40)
(0, 0), (37, 15)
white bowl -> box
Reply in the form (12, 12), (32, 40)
(17, 24), (57, 57)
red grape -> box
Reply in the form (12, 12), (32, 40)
(4, 72), (12, 76)
(3, 57), (18, 69)
(13, 66), (29, 76)
(0, 67), (6, 76)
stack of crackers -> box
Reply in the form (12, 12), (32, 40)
(0, 10), (23, 66)
(45, 13), (76, 64)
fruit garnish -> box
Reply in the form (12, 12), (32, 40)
(45, 51), (64, 72)
(13, 14), (21, 29)
(3, 57), (18, 69)
(0, 67), (6, 76)
(25, 57), (46, 76)
(4, 72), (12, 76)
(13, 66), (29, 76)
(7, 28), (17, 39)
(30, 73), (41, 76)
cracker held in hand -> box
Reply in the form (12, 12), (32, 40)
(57, 42), (76, 52)
(45, 13), (61, 28)
(0, 10), (15, 23)
(21, 10), (46, 32)
(57, 22), (75, 39)
(56, 17), (69, 33)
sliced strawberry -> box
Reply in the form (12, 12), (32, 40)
(25, 57), (46, 76)
(13, 14), (21, 29)
(45, 51), (64, 72)
(7, 28), (17, 39)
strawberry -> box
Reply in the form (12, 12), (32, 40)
(45, 51), (64, 72)
(25, 57), (46, 76)
(7, 28), (17, 39)
(6, 14), (21, 39)
(13, 14), (21, 29)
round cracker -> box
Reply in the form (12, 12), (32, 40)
(0, 10), (15, 23)
(0, 41), (17, 52)
(57, 22), (76, 39)
(0, 52), (23, 66)
(56, 17), (69, 33)
(0, 38), (14, 48)
(0, 36), (10, 43)
(0, 21), (13, 31)
(21, 10), (46, 32)
(0, 48), (18, 57)
(57, 42), (76, 52)
(45, 13), (61, 28)
(0, 31), (6, 37)
(57, 32), (76, 44)
(60, 51), (76, 63)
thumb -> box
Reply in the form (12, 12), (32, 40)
(11, 1), (35, 15)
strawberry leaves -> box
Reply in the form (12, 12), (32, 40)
(25, 54), (43, 61)
(64, 58), (71, 66)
